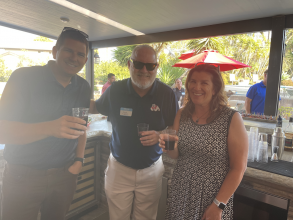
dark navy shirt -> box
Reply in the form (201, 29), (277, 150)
(95, 78), (178, 169)
(0, 61), (91, 169)
(173, 87), (185, 102)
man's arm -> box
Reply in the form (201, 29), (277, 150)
(0, 68), (87, 145)
(0, 116), (87, 145)
(89, 99), (99, 114)
(245, 85), (255, 114)
(245, 97), (252, 113)
(68, 132), (87, 174)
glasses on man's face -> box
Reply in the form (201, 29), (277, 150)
(62, 27), (89, 39)
(130, 58), (157, 71)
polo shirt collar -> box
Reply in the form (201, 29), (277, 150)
(46, 60), (77, 86)
(127, 78), (158, 97)
(260, 81), (266, 88)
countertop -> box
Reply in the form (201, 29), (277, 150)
(243, 118), (290, 134)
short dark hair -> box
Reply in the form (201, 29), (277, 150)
(55, 30), (89, 55)
(264, 69), (269, 75)
(108, 73), (115, 78)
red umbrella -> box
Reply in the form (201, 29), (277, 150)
(173, 50), (251, 71)
(178, 50), (195, 60)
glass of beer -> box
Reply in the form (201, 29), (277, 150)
(72, 107), (89, 128)
(137, 123), (149, 137)
(161, 129), (177, 150)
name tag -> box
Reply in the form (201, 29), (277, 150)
(182, 92), (185, 96)
(120, 108), (133, 117)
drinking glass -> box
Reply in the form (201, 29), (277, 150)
(72, 107), (89, 127)
(137, 123), (149, 137)
(256, 133), (268, 163)
(161, 129), (177, 151)
(250, 127), (259, 161)
(247, 131), (254, 162)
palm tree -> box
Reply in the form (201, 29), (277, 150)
(113, 45), (137, 66)
(186, 37), (224, 54)
(113, 42), (169, 66)
(157, 60), (186, 87)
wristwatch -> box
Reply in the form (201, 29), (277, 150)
(74, 157), (85, 166)
(213, 198), (226, 210)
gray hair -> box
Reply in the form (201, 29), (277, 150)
(131, 45), (157, 61)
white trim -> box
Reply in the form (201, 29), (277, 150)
(47, 0), (145, 36)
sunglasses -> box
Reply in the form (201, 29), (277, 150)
(130, 58), (158, 71)
(62, 27), (89, 39)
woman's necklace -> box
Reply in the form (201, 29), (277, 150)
(195, 111), (210, 124)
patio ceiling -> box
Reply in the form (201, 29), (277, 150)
(0, 0), (293, 43)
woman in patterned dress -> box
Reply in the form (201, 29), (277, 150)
(159, 64), (248, 220)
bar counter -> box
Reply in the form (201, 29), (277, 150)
(84, 117), (293, 219)
(241, 119), (293, 219)
(85, 117), (293, 219)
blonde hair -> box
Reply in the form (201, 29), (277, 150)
(181, 64), (228, 122)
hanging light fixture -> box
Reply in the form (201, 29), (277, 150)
(94, 53), (100, 64)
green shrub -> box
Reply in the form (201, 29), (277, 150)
(281, 80), (293, 86)
(278, 106), (293, 118)
(94, 61), (130, 85)
(157, 63), (185, 86)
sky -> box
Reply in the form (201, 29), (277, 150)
(0, 25), (115, 62)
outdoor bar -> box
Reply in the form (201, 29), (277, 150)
(86, 14), (293, 220)
(1, 1), (293, 219)
(83, 14), (293, 219)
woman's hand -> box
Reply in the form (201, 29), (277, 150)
(158, 134), (167, 153)
(68, 161), (83, 175)
(201, 203), (222, 220)
(159, 134), (179, 153)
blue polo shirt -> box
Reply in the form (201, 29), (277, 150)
(246, 81), (266, 114)
(95, 78), (178, 169)
(0, 61), (91, 169)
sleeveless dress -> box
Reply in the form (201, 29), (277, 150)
(165, 107), (236, 220)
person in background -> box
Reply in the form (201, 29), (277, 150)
(173, 78), (185, 107)
(90, 45), (178, 220)
(245, 69), (268, 114)
(160, 64), (248, 220)
(0, 27), (91, 220)
(102, 73), (116, 94)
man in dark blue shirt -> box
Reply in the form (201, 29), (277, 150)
(245, 69), (268, 114)
(173, 78), (185, 107)
(90, 45), (178, 220)
(0, 28), (91, 220)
